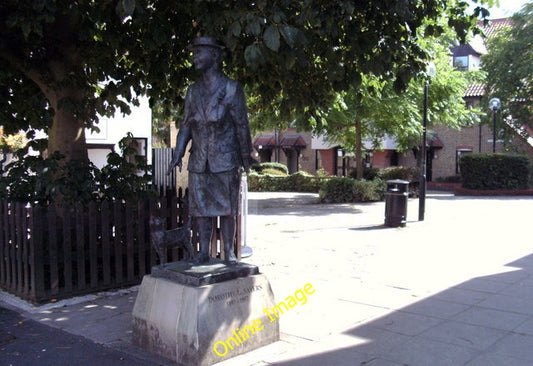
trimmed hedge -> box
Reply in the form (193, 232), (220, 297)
(248, 165), (417, 202)
(352, 166), (420, 182)
(247, 171), (326, 192)
(251, 162), (289, 175)
(459, 153), (531, 190)
(318, 178), (385, 203)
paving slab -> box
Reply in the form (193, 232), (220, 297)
(2, 191), (533, 365)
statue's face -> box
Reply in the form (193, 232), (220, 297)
(192, 47), (219, 72)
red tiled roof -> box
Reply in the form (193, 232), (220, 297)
(480, 18), (512, 38)
(465, 83), (485, 98)
(280, 135), (307, 149)
(463, 18), (512, 98)
(253, 134), (307, 149)
(253, 135), (276, 148)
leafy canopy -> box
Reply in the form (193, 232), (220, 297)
(318, 20), (485, 153)
(482, 3), (533, 138)
(0, 0), (492, 143)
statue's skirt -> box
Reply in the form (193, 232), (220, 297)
(188, 168), (240, 217)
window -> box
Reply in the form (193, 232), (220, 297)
(456, 148), (472, 174)
(453, 56), (469, 71)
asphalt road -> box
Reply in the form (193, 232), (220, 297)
(0, 306), (154, 366)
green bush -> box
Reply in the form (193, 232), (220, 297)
(0, 133), (155, 204)
(261, 168), (287, 176)
(353, 179), (386, 202)
(318, 177), (385, 203)
(318, 177), (356, 203)
(377, 166), (420, 182)
(349, 166), (419, 196)
(251, 162), (289, 175)
(436, 175), (462, 183)
(349, 166), (419, 182)
(247, 171), (326, 192)
(459, 153), (531, 190)
(287, 171), (324, 192)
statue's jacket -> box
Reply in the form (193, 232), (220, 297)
(175, 76), (252, 173)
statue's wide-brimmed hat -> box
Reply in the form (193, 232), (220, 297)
(187, 37), (225, 50)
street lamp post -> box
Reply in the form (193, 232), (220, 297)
(489, 98), (501, 153)
(419, 62), (436, 222)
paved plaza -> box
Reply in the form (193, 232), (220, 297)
(2, 191), (533, 365)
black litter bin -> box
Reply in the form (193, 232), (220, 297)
(384, 179), (409, 227)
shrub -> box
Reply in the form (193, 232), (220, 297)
(0, 133), (155, 204)
(349, 166), (419, 182)
(287, 171), (324, 192)
(436, 175), (462, 183)
(378, 166), (420, 182)
(319, 177), (356, 203)
(459, 153), (531, 190)
(315, 168), (331, 177)
(353, 179), (386, 202)
(247, 171), (326, 192)
(318, 177), (385, 203)
(251, 162), (289, 175)
(261, 168), (287, 176)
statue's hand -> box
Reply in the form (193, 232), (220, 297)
(167, 157), (182, 175)
(242, 154), (259, 173)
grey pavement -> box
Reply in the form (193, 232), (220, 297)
(2, 191), (533, 365)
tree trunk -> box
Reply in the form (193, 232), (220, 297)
(47, 104), (88, 161)
(355, 120), (363, 180)
(31, 58), (89, 162)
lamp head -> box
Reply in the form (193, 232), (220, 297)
(427, 62), (437, 78)
(489, 97), (501, 111)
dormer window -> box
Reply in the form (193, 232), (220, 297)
(453, 56), (469, 71)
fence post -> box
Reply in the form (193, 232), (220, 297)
(48, 204), (59, 296)
(88, 201), (98, 288)
(0, 201), (6, 288)
(30, 205), (45, 301)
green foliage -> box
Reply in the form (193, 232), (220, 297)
(0, 150), (99, 204)
(318, 178), (356, 203)
(377, 166), (420, 182)
(96, 133), (155, 201)
(0, 1), (491, 160)
(482, 5), (533, 142)
(247, 171), (325, 192)
(261, 168), (287, 176)
(322, 22), (484, 155)
(350, 166), (419, 182)
(318, 178), (385, 203)
(436, 175), (462, 183)
(0, 134), (155, 204)
(353, 179), (387, 202)
(251, 162), (289, 175)
(315, 168), (331, 177)
(459, 153), (531, 190)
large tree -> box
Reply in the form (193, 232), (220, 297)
(482, 2), (533, 142)
(321, 23), (484, 177)
(1, 0), (492, 161)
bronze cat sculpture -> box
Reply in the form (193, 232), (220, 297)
(149, 216), (194, 264)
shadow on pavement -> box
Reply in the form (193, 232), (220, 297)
(272, 252), (533, 365)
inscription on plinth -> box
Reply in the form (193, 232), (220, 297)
(132, 268), (279, 366)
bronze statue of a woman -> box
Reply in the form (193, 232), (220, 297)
(168, 37), (253, 264)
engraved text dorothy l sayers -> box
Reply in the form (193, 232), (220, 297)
(212, 283), (316, 357)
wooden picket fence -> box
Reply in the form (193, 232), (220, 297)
(0, 190), (243, 304)
(0, 195), (188, 303)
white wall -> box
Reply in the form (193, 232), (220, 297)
(87, 96), (152, 168)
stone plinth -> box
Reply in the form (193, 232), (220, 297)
(151, 259), (260, 286)
(132, 264), (279, 366)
